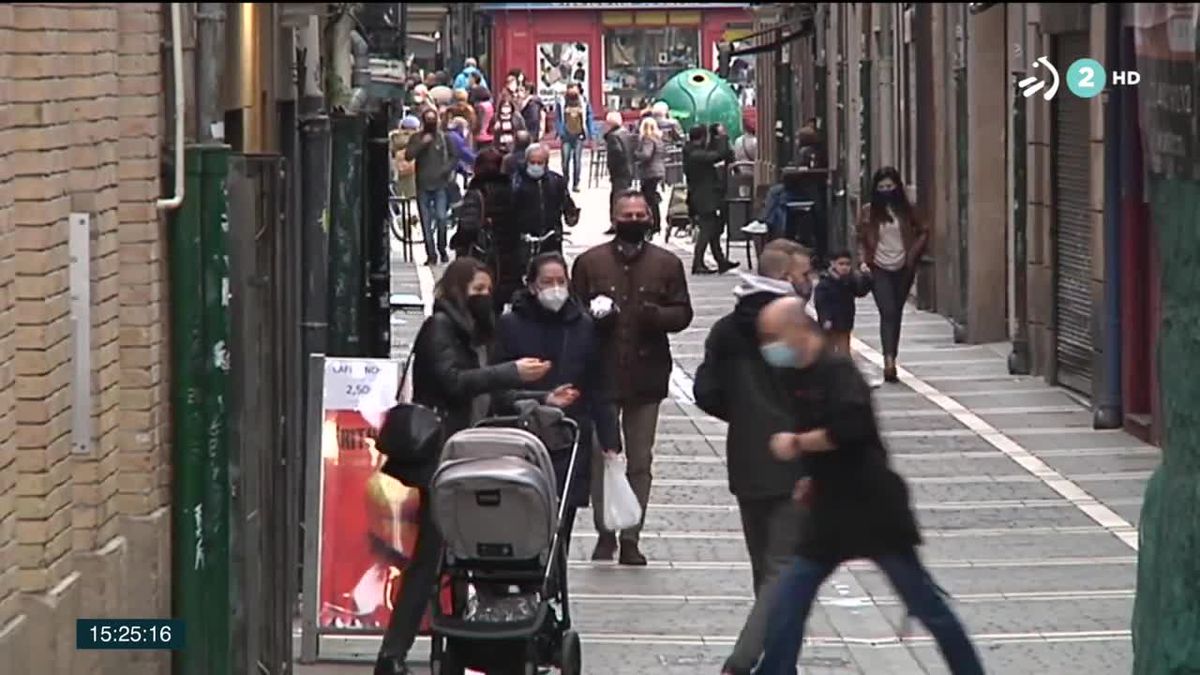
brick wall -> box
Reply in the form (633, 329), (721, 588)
(0, 4), (171, 672)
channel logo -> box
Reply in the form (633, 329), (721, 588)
(1019, 57), (1140, 100)
(1019, 57), (1060, 100)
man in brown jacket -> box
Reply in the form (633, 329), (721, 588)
(572, 189), (694, 565)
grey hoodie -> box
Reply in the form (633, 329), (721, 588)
(732, 272), (797, 300)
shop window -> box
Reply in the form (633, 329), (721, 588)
(604, 27), (699, 111)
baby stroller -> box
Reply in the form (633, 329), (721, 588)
(664, 183), (693, 243)
(427, 406), (583, 675)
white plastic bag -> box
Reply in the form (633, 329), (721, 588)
(602, 453), (642, 532)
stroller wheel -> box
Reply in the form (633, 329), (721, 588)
(560, 630), (582, 675)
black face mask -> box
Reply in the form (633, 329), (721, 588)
(875, 187), (901, 204)
(614, 220), (652, 244)
(466, 295), (495, 337)
(423, 118), (438, 132)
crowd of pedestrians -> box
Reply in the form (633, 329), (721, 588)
(378, 59), (977, 675)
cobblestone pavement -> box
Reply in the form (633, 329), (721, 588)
(300, 165), (1151, 674)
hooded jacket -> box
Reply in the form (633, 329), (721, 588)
(693, 274), (802, 498)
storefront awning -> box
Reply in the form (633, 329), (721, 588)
(729, 23), (811, 57)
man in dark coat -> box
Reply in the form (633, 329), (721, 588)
(603, 111), (635, 222)
(511, 144), (579, 259)
(753, 297), (985, 675)
(572, 189), (693, 565)
(692, 248), (809, 675)
(684, 124), (739, 275)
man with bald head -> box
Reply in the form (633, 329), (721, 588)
(693, 249), (810, 675)
(752, 296), (985, 675)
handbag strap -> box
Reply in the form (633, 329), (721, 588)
(396, 333), (421, 401)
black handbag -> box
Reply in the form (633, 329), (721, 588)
(376, 345), (444, 488)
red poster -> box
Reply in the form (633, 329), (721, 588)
(317, 409), (425, 631)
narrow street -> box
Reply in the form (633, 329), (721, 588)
(300, 163), (1151, 675)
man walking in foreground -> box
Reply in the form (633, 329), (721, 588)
(753, 297), (985, 675)
(573, 190), (693, 566)
(692, 247), (812, 675)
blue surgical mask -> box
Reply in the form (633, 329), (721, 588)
(760, 341), (800, 369)
(526, 164), (546, 179)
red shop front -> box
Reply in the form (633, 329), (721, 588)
(485, 3), (752, 119)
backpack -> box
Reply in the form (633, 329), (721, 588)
(564, 106), (585, 137)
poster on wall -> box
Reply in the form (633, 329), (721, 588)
(538, 42), (590, 104)
(311, 357), (423, 632)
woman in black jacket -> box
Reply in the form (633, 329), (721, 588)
(376, 257), (550, 675)
(493, 253), (622, 537)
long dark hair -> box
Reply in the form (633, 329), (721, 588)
(868, 166), (913, 224)
(434, 257), (491, 310)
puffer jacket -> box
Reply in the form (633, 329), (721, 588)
(410, 299), (524, 437)
(494, 290), (622, 507)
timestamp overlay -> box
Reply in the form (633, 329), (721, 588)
(76, 619), (186, 650)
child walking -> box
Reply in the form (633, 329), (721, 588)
(814, 250), (872, 355)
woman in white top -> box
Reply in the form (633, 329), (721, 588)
(856, 167), (929, 382)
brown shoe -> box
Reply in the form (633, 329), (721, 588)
(618, 541), (648, 566)
(591, 532), (617, 561)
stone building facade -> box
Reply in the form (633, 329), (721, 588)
(0, 4), (172, 673)
(752, 3), (1141, 432)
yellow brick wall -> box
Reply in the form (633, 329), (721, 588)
(0, 3), (170, 657)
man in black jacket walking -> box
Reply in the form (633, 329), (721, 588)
(753, 297), (985, 675)
(692, 247), (809, 675)
(684, 124), (739, 275)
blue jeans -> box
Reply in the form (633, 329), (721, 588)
(416, 187), (449, 260)
(756, 551), (984, 675)
(561, 138), (583, 189)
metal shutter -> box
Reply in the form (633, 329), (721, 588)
(1052, 33), (1094, 395)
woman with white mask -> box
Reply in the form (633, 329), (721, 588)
(493, 252), (622, 538)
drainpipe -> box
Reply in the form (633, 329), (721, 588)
(1008, 2), (1030, 374)
(347, 28), (371, 113)
(157, 2), (186, 211)
(195, 4), (227, 142)
(1094, 2), (1123, 429)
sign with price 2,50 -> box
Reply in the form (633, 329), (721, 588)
(322, 357), (402, 412)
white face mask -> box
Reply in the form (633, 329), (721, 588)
(537, 285), (570, 312)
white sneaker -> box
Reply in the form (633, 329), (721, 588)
(742, 221), (768, 235)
